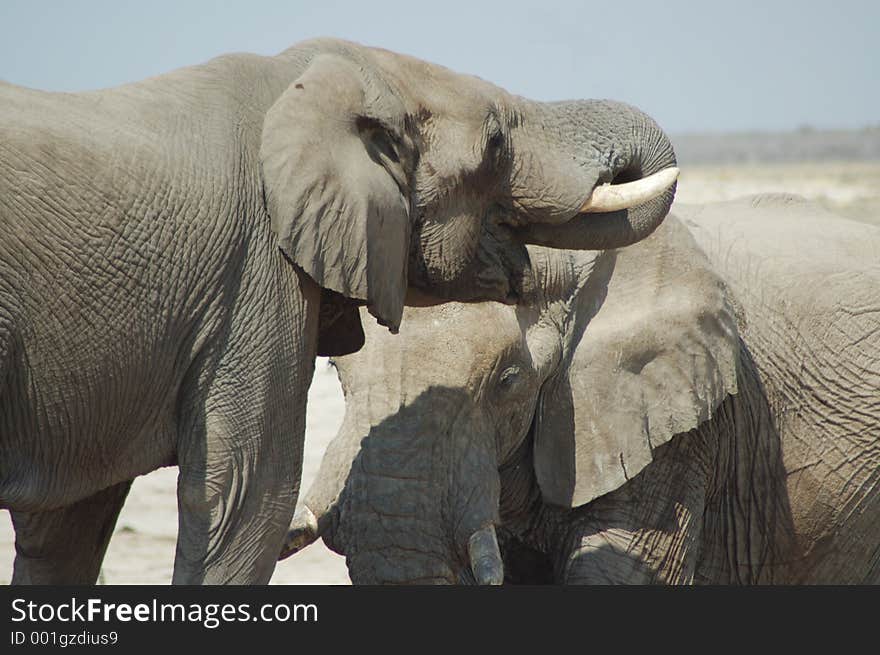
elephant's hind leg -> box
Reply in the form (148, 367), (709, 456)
(10, 480), (132, 584)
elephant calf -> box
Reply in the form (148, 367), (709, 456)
(284, 195), (880, 584)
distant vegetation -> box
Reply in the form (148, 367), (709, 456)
(671, 126), (880, 165)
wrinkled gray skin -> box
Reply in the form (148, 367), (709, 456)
(289, 195), (880, 584)
(0, 38), (677, 584)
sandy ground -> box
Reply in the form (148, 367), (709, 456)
(1, 161), (878, 584)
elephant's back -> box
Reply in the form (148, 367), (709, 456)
(0, 52), (284, 216)
(676, 194), (880, 385)
(675, 193), (880, 282)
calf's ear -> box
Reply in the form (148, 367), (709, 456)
(533, 216), (741, 508)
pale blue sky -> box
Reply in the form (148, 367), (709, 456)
(1, 0), (877, 133)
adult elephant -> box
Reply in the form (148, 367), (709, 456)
(284, 195), (880, 584)
(0, 38), (679, 584)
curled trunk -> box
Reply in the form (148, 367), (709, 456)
(513, 100), (678, 250)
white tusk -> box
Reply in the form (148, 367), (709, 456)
(279, 505), (319, 561)
(467, 525), (504, 585)
(580, 166), (680, 213)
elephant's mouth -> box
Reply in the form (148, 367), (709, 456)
(407, 210), (537, 306)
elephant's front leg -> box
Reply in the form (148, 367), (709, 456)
(173, 368), (314, 584)
(173, 410), (304, 585)
(172, 270), (319, 585)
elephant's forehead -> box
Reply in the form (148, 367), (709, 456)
(359, 302), (523, 379)
(369, 46), (508, 117)
(404, 302), (519, 340)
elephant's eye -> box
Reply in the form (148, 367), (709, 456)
(498, 366), (521, 390)
(369, 127), (401, 164)
(357, 115), (402, 164)
(483, 112), (506, 168)
(487, 129), (504, 153)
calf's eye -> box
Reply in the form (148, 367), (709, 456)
(487, 129), (503, 152)
(498, 366), (521, 390)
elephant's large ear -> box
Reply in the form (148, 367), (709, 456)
(533, 216), (741, 508)
(260, 54), (415, 332)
